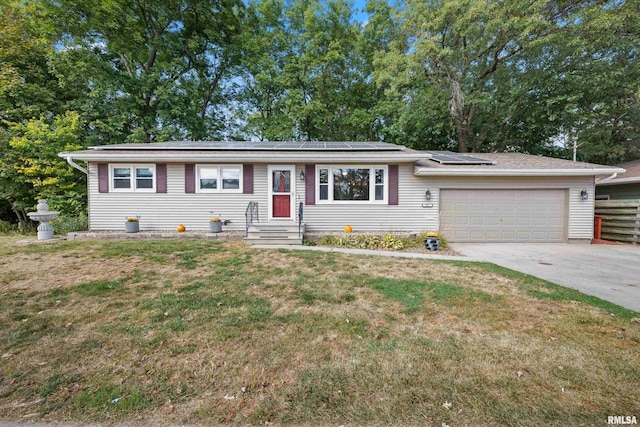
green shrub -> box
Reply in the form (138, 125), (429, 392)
(319, 233), (405, 251)
(51, 214), (88, 235)
(0, 220), (19, 235)
(319, 232), (448, 251)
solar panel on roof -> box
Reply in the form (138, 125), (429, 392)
(301, 142), (325, 149)
(272, 142), (300, 150)
(93, 140), (406, 151)
(324, 142), (345, 149)
(428, 151), (495, 165)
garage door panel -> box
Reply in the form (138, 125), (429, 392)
(532, 231), (549, 240)
(548, 217), (563, 227)
(517, 217), (532, 226)
(517, 231), (532, 240)
(532, 217), (548, 226)
(500, 230), (516, 240)
(486, 203), (501, 212)
(518, 199), (535, 207)
(486, 217), (500, 226)
(441, 189), (566, 242)
(468, 218), (483, 226)
(485, 230), (500, 239)
(453, 230), (470, 239)
(469, 230), (486, 239)
(454, 216), (470, 226)
(531, 231), (549, 242)
(501, 217), (516, 226)
(548, 231), (563, 239)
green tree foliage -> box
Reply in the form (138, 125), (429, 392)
(378, 0), (639, 159)
(545, 0), (640, 164)
(0, 112), (86, 227)
(47, 0), (247, 143)
(378, 0), (563, 152)
(240, 0), (394, 141)
(0, 1), (83, 226)
(0, 1), (70, 125)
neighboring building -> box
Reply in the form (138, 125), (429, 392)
(59, 141), (623, 243)
(596, 159), (640, 200)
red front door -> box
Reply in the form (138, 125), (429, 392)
(273, 194), (291, 217)
(272, 169), (292, 218)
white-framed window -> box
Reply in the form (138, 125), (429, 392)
(197, 165), (242, 193)
(110, 164), (155, 192)
(316, 165), (387, 203)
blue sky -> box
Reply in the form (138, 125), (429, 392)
(352, 0), (369, 22)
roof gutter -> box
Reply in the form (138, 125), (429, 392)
(596, 175), (640, 186)
(59, 151), (427, 163)
(414, 167), (626, 177)
(66, 156), (88, 175)
(595, 172), (618, 185)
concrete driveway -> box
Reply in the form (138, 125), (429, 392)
(450, 243), (640, 313)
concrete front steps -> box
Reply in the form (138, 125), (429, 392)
(244, 222), (305, 245)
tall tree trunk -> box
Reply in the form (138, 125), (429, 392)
(450, 80), (468, 152)
(454, 118), (468, 153)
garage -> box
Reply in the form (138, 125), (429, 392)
(440, 189), (567, 242)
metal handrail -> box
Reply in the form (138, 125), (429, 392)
(298, 202), (303, 238)
(245, 201), (259, 235)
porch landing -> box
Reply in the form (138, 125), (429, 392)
(244, 222), (305, 246)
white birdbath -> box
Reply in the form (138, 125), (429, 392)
(27, 199), (59, 240)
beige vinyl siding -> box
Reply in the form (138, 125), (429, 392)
(297, 163), (434, 233)
(568, 180), (595, 240)
(88, 163), (268, 231)
(426, 176), (594, 242)
(88, 162), (595, 240)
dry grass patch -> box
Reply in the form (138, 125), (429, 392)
(0, 237), (638, 426)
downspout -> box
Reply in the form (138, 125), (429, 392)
(66, 156), (87, 175)
(596, 172), (618, 185)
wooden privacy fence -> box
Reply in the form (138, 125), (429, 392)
(595, 199), (640, 244)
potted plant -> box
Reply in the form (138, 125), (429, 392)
(423, 231), (440, 251)
(210, 217), (222, 233)
(125, 216), (140, 233)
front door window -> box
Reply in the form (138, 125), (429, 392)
(273, 170), (291, 194)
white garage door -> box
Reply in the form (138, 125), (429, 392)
(440, 189), (566, 242)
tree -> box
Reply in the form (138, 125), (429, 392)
(0, 1), (84, 226)
(547, 0), (640, 164)
(379, 0), (564, 152)
(239, 0), (296, 140)
(47, 0), (247, 143)
(376, 0), (639, 157)
(0, 112), (86, 228)
(240, 0), (393, 141)
(0, 0), (70, 126)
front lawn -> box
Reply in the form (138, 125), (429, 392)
(0, 237), (638, 426)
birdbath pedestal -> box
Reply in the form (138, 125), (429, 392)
(27, 200), (60, 240)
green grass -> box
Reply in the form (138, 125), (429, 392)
(443, 260), (638, 319)
(72, 279), (126, 296)
(368, 277), (497, 312)
(0, 238), (638, 426)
